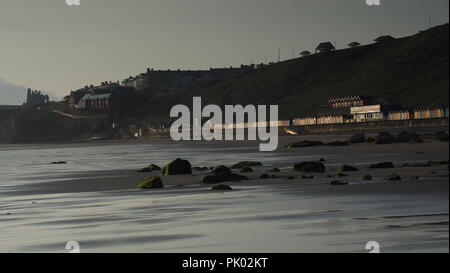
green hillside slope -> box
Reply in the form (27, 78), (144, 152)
(133, 23), (448, 125)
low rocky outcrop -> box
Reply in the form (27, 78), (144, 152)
(331, 180), (349, 186)
(385, 173), (402, 181)
(211, 184), (233, 191)
(285, 140), (324, 148)
(240, 167), (254, 173)
(374, 132), (395, 145)
(337, 164), (358, 172)
(349, 133), (366, 144)
(369, 162), (395, 169)
(395, 132), (423, 144)
(326, 141), (350, 147)
(363, 174), (373, 181)
(162, 159), (192, 175)
(137, 176), (164, 189)
(212, 165), (232, 176)
(231, 161), (263, 169)
(294, 161), (326, 173)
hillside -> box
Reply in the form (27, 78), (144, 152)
(129, 23), (449, 125)
(0, 79), (26, 105)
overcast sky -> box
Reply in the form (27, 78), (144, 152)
(0, 0), (448, 98)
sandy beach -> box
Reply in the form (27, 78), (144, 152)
(0, 134), (448, 253)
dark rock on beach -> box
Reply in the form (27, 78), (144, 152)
(331, 180), (349, 186)
(162, 158), (192, 175)
(51, 161), (67, 165)
(269, 168), (281, 173)
(385, 173), (402, 181)
(294, 161), (325, 173)
(349, 133), (366, 144)
(369, 162), (395, 169)
(301, 174), (314, 179)
(138, 164), (161, 173)
(137, 176), (164, 189)
(395, 132), (423, 144)
(285, 140), (324, 148)
(212, 165), (232, 176)
(374, 132), (395, 145)
(211, 184), (233, 191)
(363, 174), (373, 181)
(259, 174), (270, 179)
(240, 167), (254, 173)
(231, 161), (263, 169)
(337, 164), (358, 172)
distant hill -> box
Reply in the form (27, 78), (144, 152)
(0, 79), (26, 105)
(129, 23), (449, 125)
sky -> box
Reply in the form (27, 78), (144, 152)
(0, 0), (449, 100)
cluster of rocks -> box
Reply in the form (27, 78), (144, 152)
(284, 131), (436, 149)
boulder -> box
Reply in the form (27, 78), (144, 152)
(231, 161), (263, 169)
(286, 176), (295, 180)
(366, 137), (376, 143)
(374, 132), (395, 145)
(326, 141), (350, 147)
(331, 180), (349, 186)
(240, 167), (254, 173)
(395, 132), (423, 144)
(369, 162), (395, 169)
(319, 158), (326, 162)
(363, 174), (373, 181)
(269, 168), (281, 173)
(138, 163), (161, 173)
(162, 159), (192, 175)
(385, 173), (402, 181)
(337, 164), (358, 172)
(211, 184), (233, 191)
(137, 176), (164, 189)
(301, 174), (314, 179)
(349, 133), (366, 144)
(51, 161), (67, 165)
(259, 174), (270, 179)
(212, 165), (232, 176)
(285, 140), (324, 148)
(201, 175), (224, 184)
(336, 173), (348, 177)
(294, 162), (326, 173)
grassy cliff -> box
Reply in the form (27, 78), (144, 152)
(130, 23), (449, 125)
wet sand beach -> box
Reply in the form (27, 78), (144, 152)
(0, 135), (448, 252)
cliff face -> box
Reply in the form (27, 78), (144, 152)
(0, 108), (110, 144)
(130, 23), (449, 124)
